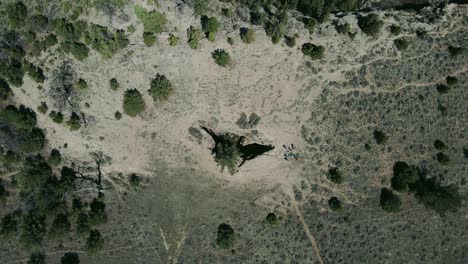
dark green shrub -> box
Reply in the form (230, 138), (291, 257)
(168, 34), (179, 46)
(85, 24), (128, 58)
(134, 5), (167, 34)
(227, 37), (234, 45)
(75, 78), (88, 90)
(110, 78), (119, 90)
(391, 162), (419, 192)
(412, 177), (461, 216)
(49, 111), (64, 123)
(327, 167), (344, 184)
(212, 133), (240, 174)
(446, 76), (458, 86)
(49, 149), (62, 166)
(89, 198), (107, 225)
(329, 197), (343, 211)
(52, 19), (82, 42)
(129, 173), (141, 187)
(436, 83), (450, 94)
(86, 229), (104, 254)
(265, 212), (278, 226)
(18, 128), (45, 153)
(193, 0), (208, 16)
(24, 63), (45, 83)
(0, 179), (8, 202)
(284, 35), (296, 47)
(66, 112), (81, 130)
(0, 79), (11, 101)
(44, 34), (58, 48)
(6, 1), (28, 28)
(358, 14), (383, 36)
(20, 212), (46, 251)
(265, 13), (287, 44)
(49, 213), (71, 239)
(123, 89), (145, 117)
(0, 105), (37, 129)
(212, 49), (231, 67)
(114, 111), (122, 120)
(448, 46), (464, 57)
(216, 223), (235, 249)
(0, 59), (25, 87)
(37, 102), (48, 114)
(434, 140), (447, 150)
(240, 28), (256, 44)
(394, 38), (409, 51)
(373, 130), (388, 144)
(302, 43), (325, 60)
(380, 188), (401, 212)
(28, 14), (49, 32)
(201, 16), (219, 42)
(389, 24), (401, 35)
(76, 213), (91, 235)
(143, 32), (156, 46)
(303, 18), (317, 34)
(61, 42), (89, 61)
(436, 152), (450, 165)
(0, 212), (19, 237)
(149, 73), (172, 102)
(335, 22), (351, 34)
(27, 252), (46, 264)
(187, 26), (201, 49)
(61, 252), (80, 264)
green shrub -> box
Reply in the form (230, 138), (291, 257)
(301, 43), (325, 60)
(265, 212), (278, 226)
(227, 37), (234, 45)
(24, 63), (45, 83)
(0, 212), (19, 237)
(284, 35), (296, 47)
(201, 16), (219, 41)
(303, 18), (317, 34)
(17, 155), (53, 193)
(168, 34), (179, 46)
(0, 79), (11, 101)
(358, 14), (383, 36)
(43, 34), (58, 48)
(216, 223), (235, 249)
(394, 38), (409, 51)
(389, 24), (401, 35)
(448, 45), (464, 57)
(114, 111), (122, 120)
(110, 78), (119, 90)
(49, 111), (64, 123)
(61, 42), (89, 61)
(18, 128), (45, 153)
(20, 212), (46, 251)
(328, 197), (342, 211)
(265, 13), (287, 44)
(49, 213), (71, 239)
(436, 152), (450, 165)
(0, 59), (25, 87)
(76, 213), (90, 235)
(434, 140), (447, 150)
(28, 14), (49, 32)
(446, 76), (458, 86)
(129, 173), (141, 187)
(134, 5), (167, 34)
(391, 162), (419, 192)
(327, 167), (344, 184)
(89, 198), (107, 225)
(212, 133), (241, 174)
(123, 89), (145, 117)
(52, 19), (82, 42)
(240, 28), (256, 44)
(49, 149), (62, 166)
(335, 22), (351, 34)
(187, 26), (201, 49)
(212, 49), (231, 67)
(27, 252), (46, 264)
(37, 102), (48, 114)
(380, 188), (401, 212)
(143, 32), (156, 46)
(0, 105), (37, 129)
(0, 179), (8, 202)
(86, 229), (104, 254)
(61, 252), (80, 264)
(193, 0), (208, 16)
(75, 78), (88, 90)
(6, 1), (28, 28)
(373, 130), (388, 144)
(149, 73), (173, 102)
(66, 112), (81, 130)
(85, 25), (128, 58)
(436, 84), (450, 94)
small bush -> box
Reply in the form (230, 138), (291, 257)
(436, 84), (450, 94)
(143, 32), (156, 46)
(129, 173), (141, 187)
(240, 28), (256, 44)
(212, 49), (231, 67)
(187, 27), (201, 49)
(265, 212), (278, 226)
(149, 74), (173, 102)
(328, 197), (342, 211)
(61, 252), (80, 264)
(49, 213), (71, 239)
(89, 198), (107, 225)
(114, 111), (122, 120)
(327, 167), (344, 184)
(85, 24), (128, 58)
(49, 149), (62, 166)
(0, 105), (37, 130)
(49, 111), (64, 123)
(265, 13), (287, 44)
(227, 37), (234, 45)
(389, 24), (401, 35)
(394, 38), (409, 51)
(37, 102), (48, 114)
(380, 188), (401, 212)
(448, 46), (464, 57)
(52, 19), (83, 42)
(446, 76), (458, 86)
(373, 130), (388, 144)
(168, 34), (179, 46)
(76, 213), (90, 235)
(358, 14), (383, 36)
(27, 252), (46, 264)
(66, 112), (81, 131)
(61, 42), (89, 61)
(335, 22), (351, 34)
(216, 223), (235, 249)
(110, 78), (119, 91)
(284, 35), (296, 47)
(19, 128), (45, 153)
(436, 152), (450, 165)
(20, 212), (46, 251)
(75, 79), (88, 90)
(391, 162), (419, 192)
(434, 140), (447, 150)
(302, 43), (325, 60)
(0, 59), (25, 87)
(134, 5), (167, 34)
(0, 79), (11, 101)
(201, 16), (219, 42)
(193, 0), (208, 16)
(86, 229), (104, 254)
(123, 89), (145, 117)
(303, 18), (316, 34)
(24, 63), (45, 83)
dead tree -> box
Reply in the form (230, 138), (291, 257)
(73, 151), (108, 191)
(49, 61), (75, 110)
